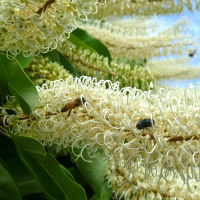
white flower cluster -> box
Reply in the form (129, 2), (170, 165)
(25, 55), (70, 85)
(2, 76), (200, 191)
(0, 0), (110, 56)
(79, 19), (197, 60)
(106, 152), (200, 200)
(59, 41), (153, 90)
(93, 0), (200, 19)
(147, 57), (200, 80)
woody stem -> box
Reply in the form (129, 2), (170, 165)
(37, 0), (56, 15)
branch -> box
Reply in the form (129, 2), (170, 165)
(37, 0), (56, 15)
(16, 111), (200, 143)
(104, 40), (194, 50)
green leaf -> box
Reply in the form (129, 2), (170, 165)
(0, 160), (22, 200)
(90, 194), (98, 200)
(59, 164), (74, 181)
(0, 134), (42, 196)
(16, 53), (33, 69)
(0, 54), (39, 114)
(0, 59), (8, 104)
(67, 166), (88, 186)
(42, 50), (77, 77)
(56, 50), (78, 77)
(69, 148), (108, 198)
(18, 151), (87, 200)
(68, 28), (112, 64)
(42, 50), (61, 65)
(11, 134), (46, 162)
(100, 180), (112, 200)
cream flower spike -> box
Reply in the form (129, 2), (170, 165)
(59, 41), (153, 90)
(93, 0), (200, 19)
(106, 152), (200, 200)
(79, 19), (196, 60)
(2, 76), (200, 191)
(24, 55), (70, 85)
(0, 0), (114, 57)
(147, 57), (200, 80)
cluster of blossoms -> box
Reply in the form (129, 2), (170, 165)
(0, 0), (113, 56)
(25, 55), (70, 85)
(106, 154), (200, 200)
(78, 19), (197, 60)
(109, 17), (157, 35)
(2, 76), (200, 193)
(59, 41), (153, 90)
(147, 57), (200, 80)
(93, 0), (200, 19)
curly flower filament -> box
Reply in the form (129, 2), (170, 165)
(2, 76), (200, 195)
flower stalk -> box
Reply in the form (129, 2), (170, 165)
(37, 0), (56, 15)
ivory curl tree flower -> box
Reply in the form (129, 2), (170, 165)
(78, 18), (197, 60)
(0, 0), (112, 56)
(1, 0), (200, 200)
(2, 76), (200, 200)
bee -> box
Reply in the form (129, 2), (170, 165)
(136, 119), (155, 130)
(188, 50), (196, 58)
(61, 97), (86, 117)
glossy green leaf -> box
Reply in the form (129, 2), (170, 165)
(56, 50), (77, 77)
(11, 134), (46, 162)
(68, 28), (112, 64)
(18, 151), (87, 200)
(0, 54), (39, 114)
(0, 134), (42, 196)
(16, 53), (33, 69)
(0, 160), (22, 200)
(42, 50), (61, 65)
(59, 164), (74, 181)
(68, 32), (94, 53)
(67, 166), (88, 186)
(69, 148), (108, 198)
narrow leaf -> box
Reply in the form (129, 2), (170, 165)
(0, 54), (39, 114)
(42, 50), (61, 65)
(0, 160), (22, 200)
(69, 148), (107, 197)
(0, 58), (8, 104)
(18, 151), (87, 200)
(0, 134), (42, 196)
(68, 33), (95, 53)
(68, 28), (112, 64)
(59, 164), (74, 181)
(11, 134), (46, 162)
(56, 50), (77, 77)
(16, 53), (33, 69)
